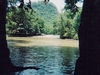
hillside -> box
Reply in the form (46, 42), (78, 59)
(31, 1), (59, 24)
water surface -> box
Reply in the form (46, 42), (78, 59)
(7, 35), (79, 75)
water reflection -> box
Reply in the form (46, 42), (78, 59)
(8, 46), (79, 75)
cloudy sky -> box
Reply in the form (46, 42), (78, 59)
(24, 0), (65, 12)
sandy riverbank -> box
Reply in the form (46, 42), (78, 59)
(7, 35), (79, 47)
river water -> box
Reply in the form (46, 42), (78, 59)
(7, 35), (79, 75)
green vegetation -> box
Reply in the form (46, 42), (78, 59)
(6, 1), (59, 36)
(31, 1), (59, 34)
(53, 0), (82, 39)
(53, 8), (82, 39)
(6, 7), (44, 36)
(6, 1), (82, 40)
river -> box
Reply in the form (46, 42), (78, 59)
(6, 35), (79, 75)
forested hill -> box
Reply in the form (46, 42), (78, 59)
(31, 1), (59, 24)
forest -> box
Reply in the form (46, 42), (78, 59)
(1, 0), (100, 75)
(6, 1), (82, 39)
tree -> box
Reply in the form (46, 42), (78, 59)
(0, 0), (40, 74)
(64, 0), (100, 74)
(64, 0), (83, 40)
(73, 8), (82, 33)
(1, 0), (100, 74)
(73, 8), (82, 39)
(0, 0), (22, 73)
(53, 6), (81, 39)
(6, 8), (44, 36)
(74, 0), (100, 75)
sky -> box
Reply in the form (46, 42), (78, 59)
(24, 0), (65, 12)
(76, 2), (83, 7)
(24, 0), (83, 12)
(49, 0), (65, 12)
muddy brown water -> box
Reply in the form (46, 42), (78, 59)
(6, 35), (79, 75)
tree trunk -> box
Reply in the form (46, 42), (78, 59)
(0, 0), (40, 74)
(74, 0), (100, 75)
(0, 0), (13, 71)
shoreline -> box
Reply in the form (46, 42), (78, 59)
(7, 35), (79, 47)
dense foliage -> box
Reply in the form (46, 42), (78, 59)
(53, 7), (82, 39)
(52, 0), (82, 39)
(6, 1), (59, 36)
(6, 7), (44, 36)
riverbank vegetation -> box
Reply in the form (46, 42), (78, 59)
(53, 8), (82, 39)
(6, 1), (82, 40)
(6, 8), (44, 36)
